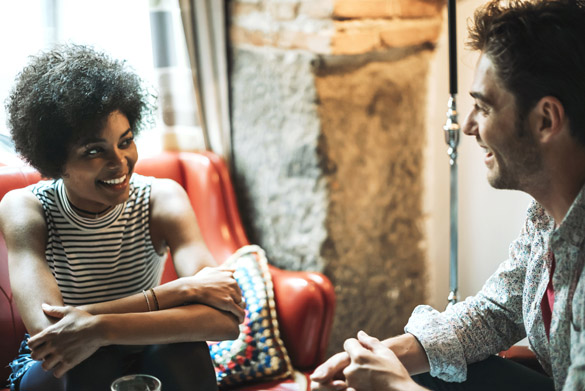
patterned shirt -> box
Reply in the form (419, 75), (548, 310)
(405, 184), (585, 390)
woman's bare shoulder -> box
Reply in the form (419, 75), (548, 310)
(0, 188), (45, 234)
(149, 177), (191, 213)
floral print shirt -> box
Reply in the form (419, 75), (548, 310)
(405, 185), (585, 390)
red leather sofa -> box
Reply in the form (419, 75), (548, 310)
(0, 151), (335, 390)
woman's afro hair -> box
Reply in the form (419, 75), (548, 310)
(5, 44), (156, 178)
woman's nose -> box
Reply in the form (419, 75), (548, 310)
(107, 148), (126, 168)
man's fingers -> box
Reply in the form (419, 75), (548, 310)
(356, 330), (385, 351)
(310, 352), (350, 382)
(309, 380), (348, 391)
(343, 338), (368, 360)
(356, 330), (401, 361)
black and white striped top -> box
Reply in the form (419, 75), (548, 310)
(30, 174), (167, 306)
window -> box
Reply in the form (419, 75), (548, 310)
(0, 0), (219, 163)
(0, 0), (164, 157)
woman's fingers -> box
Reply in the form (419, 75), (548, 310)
(41, 303), (67, 319)
(28, 329), (50, 350)
(40, 354), (61, 372)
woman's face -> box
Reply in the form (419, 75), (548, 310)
(62, 110), (138, 213)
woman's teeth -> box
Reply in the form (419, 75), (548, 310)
(101, 175), (126, 185)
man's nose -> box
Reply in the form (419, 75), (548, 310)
(462, 111), (476, 136)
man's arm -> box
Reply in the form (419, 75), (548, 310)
(382, 333), (430, 375)
(310, 333), (429, 390)
(312, 214), (534, 390)
(562, 266), (585, 390)
(343, 332), (427, 391)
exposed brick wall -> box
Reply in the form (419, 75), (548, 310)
(229, 0), (443, 54)
(228, 0), (445, 357)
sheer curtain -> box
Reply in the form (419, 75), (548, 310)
(149, 0), (206, 154)
(151, 0), (231, 165)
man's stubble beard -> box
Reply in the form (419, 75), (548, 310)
(488, 116), (543, 192)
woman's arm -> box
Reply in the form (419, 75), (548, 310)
(78, 268), (244, 320)
(0, 189), (64, 336)
(3, 179), (243, 378)
(79, 178), (245, 321)
(149, 178), (245, 318)
(28, 302), (240, 378)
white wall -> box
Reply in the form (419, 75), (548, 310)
(424, 0), (532, 310)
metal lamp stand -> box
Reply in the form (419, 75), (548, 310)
(444, 0), (460, 308)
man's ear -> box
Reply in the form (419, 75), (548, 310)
(532, 96), (566, 143)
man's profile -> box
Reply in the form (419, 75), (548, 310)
(310, 1), (585, 390)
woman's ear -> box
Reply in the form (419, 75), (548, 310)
(532, 96), (566, 143)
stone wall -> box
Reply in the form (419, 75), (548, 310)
(228, 0), (444, 356)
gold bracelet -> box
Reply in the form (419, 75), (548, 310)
(150, 287), (160, 311)
(142, 290), (152, 312)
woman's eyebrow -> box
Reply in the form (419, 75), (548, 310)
(79, 128), (133, 145)
(119, 128), (133, 139)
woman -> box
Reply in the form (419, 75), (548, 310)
(0, 44), (245, 391)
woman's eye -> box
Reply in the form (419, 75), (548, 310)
(120, 136), (135, 148)
(84, 147), (103, 157)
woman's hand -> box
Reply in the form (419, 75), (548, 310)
(182, 266), (246, 322)
(27, 304), (104, 378)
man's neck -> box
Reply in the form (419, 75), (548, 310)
(528, 148), (585, 225)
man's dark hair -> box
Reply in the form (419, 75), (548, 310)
(5, 44), (156, 178)
(467, 0), (585, 144)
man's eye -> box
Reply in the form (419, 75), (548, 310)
(474, 103), (488, 115)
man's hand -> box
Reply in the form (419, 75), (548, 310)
(310, 351), (351, 390)
(342, 331), (427, 391)
(185, 266), (246, 322)
(27, 304), (103, 378)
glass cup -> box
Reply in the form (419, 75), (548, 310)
(110, 374), (162, 391)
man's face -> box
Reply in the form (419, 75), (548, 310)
(462, 54), (542, 191)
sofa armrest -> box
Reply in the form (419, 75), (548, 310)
(142, 152), (337, 371)
(270, 266), (335, 370)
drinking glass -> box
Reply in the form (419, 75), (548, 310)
(110, 374), (162, 391)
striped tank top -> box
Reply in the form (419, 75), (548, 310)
(30, 174), (167, 306)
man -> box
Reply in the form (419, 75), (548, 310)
(310, 1), (585, 390)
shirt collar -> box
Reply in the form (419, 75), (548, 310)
(554, 182), (585, 248)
